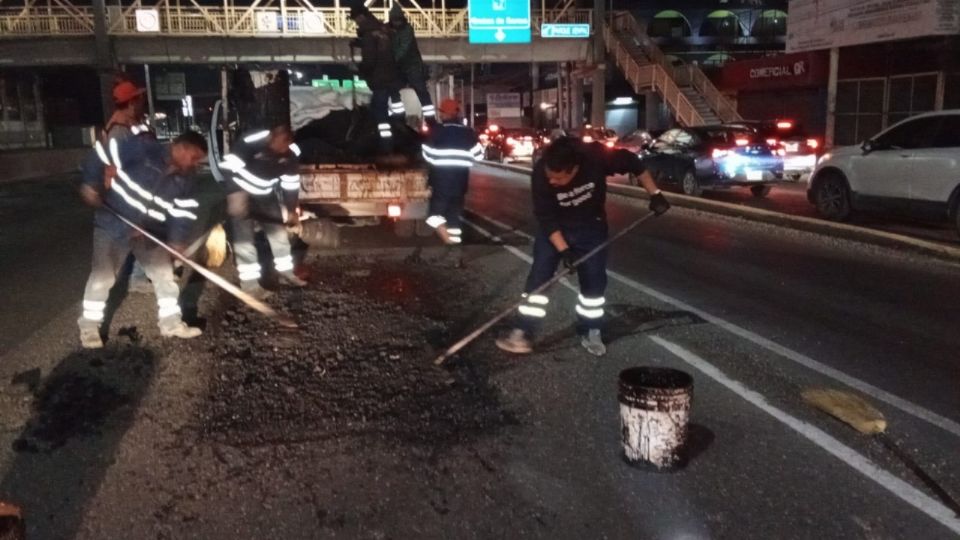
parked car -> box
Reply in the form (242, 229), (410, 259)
(482, 126), (542, 163)
(572, 125), (619, 148)
(727, 119), (820, 181)
(639, 126), (784, 197)
(807, 110), (960, 237)
(616, 129), (655, 154)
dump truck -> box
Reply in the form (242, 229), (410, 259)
(213, 68), (432, 248)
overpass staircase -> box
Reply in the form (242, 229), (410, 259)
(603, 12), (741, 127)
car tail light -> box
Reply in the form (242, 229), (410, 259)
(712, 148), (730, 159)
(776, 148), (786, 157)
(583, 136), (594, 143)
(542, 137), (551, 144)
(488, 124), (500, 133)
(766, 138), (778, 146)
(388, 204), (402, 218)
(506, 137), (517, 145)
(735, 138), (749, 147)
(807, 138), (819, 149)
(605, 141), (615, 148)
(777, 120), (793, 130)
(523, 136), (533, 141)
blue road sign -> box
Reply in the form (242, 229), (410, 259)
(541, 23), (590, 38)
(468, 0), (531, 44)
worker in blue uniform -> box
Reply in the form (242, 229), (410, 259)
(495, 136), (671, 357)
(77, 131), (209, 348)
(218, 125), (306, 299)
(421, 98), (483, 245)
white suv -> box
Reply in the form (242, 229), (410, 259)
(808, 111), (960, 238)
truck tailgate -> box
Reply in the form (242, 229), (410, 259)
(299, 164), (430, 203)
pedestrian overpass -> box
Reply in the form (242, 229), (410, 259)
(0, 0), (593, 65)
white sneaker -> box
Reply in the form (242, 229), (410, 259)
(160, 321), (203, 339)
(495, 329), (533, 354)
(581, 329), (606, 357)
(79, 326), (103, 349)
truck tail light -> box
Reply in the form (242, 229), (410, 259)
(766, 138), (778, 146)
(605, 140), (615, 148)
(388, 204), (402, 218)
(735, 138), (749, 147)
(777, 120), (794, 130)
(776, 148), (786, 157)
(807, 138), (819, 149)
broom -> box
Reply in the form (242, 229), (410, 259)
(204, 223), (228, 268)
(803, 388), (960, 515)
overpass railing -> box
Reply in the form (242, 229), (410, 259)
(0, 5), (592, 38)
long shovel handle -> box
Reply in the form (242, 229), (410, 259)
(433, 212), (657, 365)
(102, 205), (298, 328)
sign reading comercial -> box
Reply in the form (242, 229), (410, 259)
(468, 0), (531, 44)
(787, 0), (960, 52)
(720, 51), (829, 91)
(541, 23), (591, 38)
(487, 93), (522, 118)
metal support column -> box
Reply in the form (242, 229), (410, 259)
(590, 0), (606, 126)
(93, 0), (114, 124)
(825, 47), (839, 149)
(144, 64), (156, 127)
(470, 63), (475, 128)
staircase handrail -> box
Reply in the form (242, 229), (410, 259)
(604, 18), (703, 127)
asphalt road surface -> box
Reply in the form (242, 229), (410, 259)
(0, 170), (958, 539)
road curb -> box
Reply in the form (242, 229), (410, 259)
(480, 161), (960, 263)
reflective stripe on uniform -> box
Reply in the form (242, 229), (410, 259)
(525, 294), (549, 305)
(157, 297), (181, 319)
(274, 255), (295, 273)
(82, 300), (106, 322)
(289, 143), (301, 157)
(423, 156), (474, 168)
(426, 215), (446, 228)
(237, 262), (262, 281)
(578, 295), (606, 307)
(280, 174), (301, 191)
(575, 304), (604, 319)
(243, 130), (270, 143)
(518, 305), (547, 318)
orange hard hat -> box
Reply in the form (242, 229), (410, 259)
(438, 98), (461, 116)
(113, 81), (145, 105)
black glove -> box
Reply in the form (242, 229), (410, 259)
(559, 249), (577, 272)
(649, 191), (670, 216)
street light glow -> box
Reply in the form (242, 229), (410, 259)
(612, 97), (634, 105)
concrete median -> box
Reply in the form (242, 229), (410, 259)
(481, 161), (960, 263)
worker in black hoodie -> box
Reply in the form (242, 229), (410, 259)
(495, 137), (670, 357)
(350, 4), (402, 153)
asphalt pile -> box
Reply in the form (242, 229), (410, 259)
(199, 259), (515, 448)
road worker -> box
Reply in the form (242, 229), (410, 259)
(389, 4), (436, 125)
(218, 125), (306, 299)
(78, 131), (208, 348)
(105, 79), (156, 293)
(495, 136), (671, 357)
(349, 4), (402, 154)
(422, 98), (483, 246)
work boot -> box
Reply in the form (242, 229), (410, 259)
(241, 282), (272, 301)
(79, 324), (103, 349)
(495, 329), (533, 355)
(277, 272), (308, 288)
(159, 321), (203, 339)
(580, 329), (607, 357)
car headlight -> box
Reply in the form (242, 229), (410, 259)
(817, 152), (832, 166)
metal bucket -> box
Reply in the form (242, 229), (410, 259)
(618, 367), (693, 469)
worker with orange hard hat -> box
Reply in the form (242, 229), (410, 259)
(421, 98), (483, 246)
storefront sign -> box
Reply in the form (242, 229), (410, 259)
(721, 51), (828, 91)
(787, 0), (960, 52)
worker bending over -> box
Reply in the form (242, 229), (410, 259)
(496, 136), (670, 357)
(77, 131), (209, 348)
(422, 99), (483, 245)
(219, 125), (306, 299)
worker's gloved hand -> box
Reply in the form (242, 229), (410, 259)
(649, 191), (670, 216)
(559, 249), (578, 272)
(79, 184), (103, 208)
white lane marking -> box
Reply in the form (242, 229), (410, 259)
(465, 215), (960, 535)
(464, 211), (960, 439)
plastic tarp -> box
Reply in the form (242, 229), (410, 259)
(290, 86), (373, 131)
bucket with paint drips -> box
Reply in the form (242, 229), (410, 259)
(618, 367), (693, 470)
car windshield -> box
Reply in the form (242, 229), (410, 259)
(697, 128), (755, 145)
